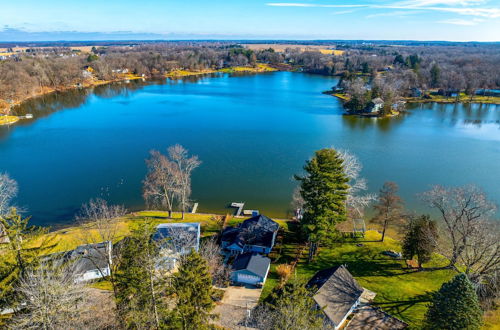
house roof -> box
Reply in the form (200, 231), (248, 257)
(58, 241), (111, 274)
(371, 98), (384, 105)
(308, 265), (363, 326)
(153, 223), (200, 253)
(222, 215), (279, 249)
(232, 253), (271, 279)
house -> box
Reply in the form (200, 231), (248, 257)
(153, 223), (201, 269)
(57, 241), (113, 283)
(221, 215), (279, 255)
(230, 253), (271, 287)
(366, 98), (384, 113)
(307, 265), (364, 329)
(410, 88), (422, 97)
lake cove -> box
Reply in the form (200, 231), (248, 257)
(0, 72), (499, 227)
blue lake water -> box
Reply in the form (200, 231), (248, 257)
(1, 72), (499, 227)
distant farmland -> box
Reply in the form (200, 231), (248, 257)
(242, 43), (344, 55)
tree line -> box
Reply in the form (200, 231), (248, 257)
(2, 42), (499, 114)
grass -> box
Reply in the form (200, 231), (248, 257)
(262, 226), (456, 329)
(0, 116), (20, 125)
(218, 63), (277, 74)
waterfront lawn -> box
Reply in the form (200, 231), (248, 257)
(262, 228), (456, 329)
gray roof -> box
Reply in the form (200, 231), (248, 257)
(222, 215), (279, 249)
(372, 98), (384, 104)
(153, 223), (200, 253)
(48, 241), (112, 274)
(232, 253), (270, 278)
(308, 265), (363, 326)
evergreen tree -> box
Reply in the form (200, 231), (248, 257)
(430, 63), (441, 88)
(295, 148), (349, 261)
(425, 273), (483, 330)
(171, 251), (216, 330)
(402, 215), (438, 268)
(116, 220), (167, 329)
(0, 208), (53, 309)
(258, 280), (324, 330)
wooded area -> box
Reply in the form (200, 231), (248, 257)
(1, 42), (499, 114)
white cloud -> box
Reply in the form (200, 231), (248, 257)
(439, 17), (485, 24)
(266, 1), (500, 18)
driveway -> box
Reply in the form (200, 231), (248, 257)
(213, 285), (262, 329)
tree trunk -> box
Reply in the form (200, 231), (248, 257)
(381, 218), (388, 242)
(168, 210), (172, 218)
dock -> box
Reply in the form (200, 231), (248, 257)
(230, 202), (244, 217)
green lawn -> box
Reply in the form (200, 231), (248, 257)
(263, 225), (456, 329)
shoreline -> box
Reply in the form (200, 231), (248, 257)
(0, 64), (278, 125)
(327, 90), (500, 106)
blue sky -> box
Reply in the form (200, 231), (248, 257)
(1, 0), (499, 41)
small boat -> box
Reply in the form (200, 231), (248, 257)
(25, 114), (33, 119)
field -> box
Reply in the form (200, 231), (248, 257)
(0, 116), (20, 125)
(262, 224), (457, 329)
(242, 43), (344, 55)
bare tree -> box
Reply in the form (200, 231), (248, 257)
(168, 144), (201, 219)
(76, 198), (126, 299)
(460, 219), (500, 310)
(422, 185), (497, 268)
(143, 149), (179, 218)
(290, 185), (304, 221)
(11, 259), (90, 329)
(0, 173), (18, 217)
(338, 149), (376, 219)
(371, 182), (405, 241)
(199, 236), (230, 287)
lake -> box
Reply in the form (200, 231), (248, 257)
(1, 72), (499, 227)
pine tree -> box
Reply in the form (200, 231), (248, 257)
(425, 273), (483, 330)
(402, 215), (438, 268)
(261, 280), (324, 330)
(171, 251), (216, 330)
(0, 208), (53, 309)
(115, 220), (167, 329)
(295, 148), (349, 261)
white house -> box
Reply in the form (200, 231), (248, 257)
(366, 97), (384, 113)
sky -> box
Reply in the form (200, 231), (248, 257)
(1, 0), (499, 41)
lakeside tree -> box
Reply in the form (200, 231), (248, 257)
(168, 144), (202, 219)
(0, 173), (18, 216)
(295, 148), (349, 262)
(371, 181), (405, 241)
(422, 185), (497, 268)
(170, 251), (216, 329)
(143, 145), (201, 219)
(402, 215), (438, 268)
(252, 279), (323, 330)
(338, 149), (376, 220)
(425, 273), (483, 330)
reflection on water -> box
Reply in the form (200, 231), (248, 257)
(0, 72), (499, 227)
